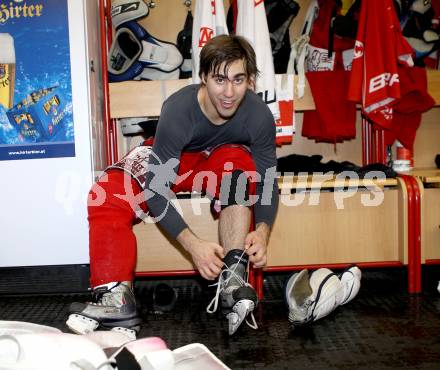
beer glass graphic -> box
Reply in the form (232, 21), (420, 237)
(0, 33), (16, 110)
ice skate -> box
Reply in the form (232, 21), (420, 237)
(338, 265), (362, 305)
(66, 281), (141, 339)
(207, 249), (258, 335)
(285, 266), (362, 327)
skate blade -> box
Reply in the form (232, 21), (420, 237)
(227, 299), (255, 335)
(111, 326), (138, 340)
(66, 314), (99, 335)
(67, 314), (139, 339)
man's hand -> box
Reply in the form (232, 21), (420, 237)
(177, 229), (225, 280)
(188, 239), (225, 280)
(244, 223), (270, 268)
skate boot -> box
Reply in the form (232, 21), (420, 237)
(207, 249), (258, 335)
(284, 267), (362, 327)
(66, 281), (141, 339)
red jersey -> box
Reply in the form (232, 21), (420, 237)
(348, 0), (413, 129)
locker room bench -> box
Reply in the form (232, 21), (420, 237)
(255, 175), (420, 297)
(408, 168), (440, 266)
(132, 175), (421, 295)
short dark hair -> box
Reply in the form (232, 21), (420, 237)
(198, 34), (259, 81)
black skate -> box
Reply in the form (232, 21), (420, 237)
(207, 249), (258, 335)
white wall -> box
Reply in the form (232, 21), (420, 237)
(0, 0), (95, 266)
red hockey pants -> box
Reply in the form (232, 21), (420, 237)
(88, 145), (256, 287)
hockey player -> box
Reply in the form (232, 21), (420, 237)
(67, 34), (279, 337)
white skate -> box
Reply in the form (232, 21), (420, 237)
(285, 266), (362, 326)
(66, 282), (141, 339)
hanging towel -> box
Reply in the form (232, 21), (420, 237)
(235, 0), (279, 119)
(192, 0), (229, 83)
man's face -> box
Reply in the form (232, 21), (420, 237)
(202, 59), (251, 122)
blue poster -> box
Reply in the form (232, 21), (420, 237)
(0, 0), (75, 160)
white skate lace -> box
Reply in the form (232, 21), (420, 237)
(91, 282), (125, 307)
(206, 250), (258, 330)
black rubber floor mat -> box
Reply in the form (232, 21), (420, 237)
(1, 268), (440, 369)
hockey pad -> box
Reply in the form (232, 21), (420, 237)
(338, 265), (361, 305)
(266, 0), (300, 54)
(136, 67), (180, 81)
(412, 0), (432, 14)
(138, 119), (158, 138)
(108, 337), (174, 370)
(117, 117), (157, 137)
(177, 9), (193, 78)
(173, 343), (230, 370)
(0, 332), (110, 370)
(405, 37), (437, 59)
(0, 321), (62, 336)
(124, 21), (183, 72)
(118, 117), (149, 135)
(108, 26), (144, 82)
(108, 22), (183, 81)
(423, 29), (440, 43)
(111, 0), (150, 28)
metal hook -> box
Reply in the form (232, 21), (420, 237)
(147, 0), (156, 9)
(183, 0), (191, 9)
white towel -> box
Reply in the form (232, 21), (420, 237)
(192, 0), (229, 83)
(235, 0), (279, 119)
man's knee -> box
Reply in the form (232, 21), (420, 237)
(220, 170), (251, 210)
(212, 146), (256, 174)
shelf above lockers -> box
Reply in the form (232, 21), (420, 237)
(109, 70), (440, 119)
(278, 174), (398, 191)
(109, 75), (315, 118)
(405, 167), (440, 184)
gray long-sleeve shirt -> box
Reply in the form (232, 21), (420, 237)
(144, 84), (279, 239)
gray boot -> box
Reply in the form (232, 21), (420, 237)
(66, 281), (141, 338)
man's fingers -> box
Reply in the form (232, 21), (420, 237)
(253, 260), (266, 269)
(209, 262), (222, 276)
(213, 256), (224, 269)
(251, 256), (266, 269)
(215, 246), (226, 259)
(203, 267), (215, 280)
(244, 232), (255, 249)
(200, 269), (209, 280)
(248, 253), (258, 263)
(246, 243), (260, 256)
(201, 255), (223, 280)
(249, 250), (266, 266)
